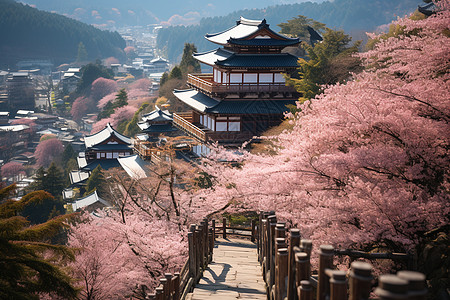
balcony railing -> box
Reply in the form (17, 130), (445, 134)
(173, 113), (256, 144)
(173, 113), (206, 142)
(187, 73), (295, 95)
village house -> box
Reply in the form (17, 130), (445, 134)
(76, 123), (134, 173)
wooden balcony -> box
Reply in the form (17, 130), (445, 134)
(187, 73), (296, 96)
(173, 112), (255, 144)
(173, 112), (206, 142)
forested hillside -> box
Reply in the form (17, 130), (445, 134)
(157, 0), (419, 62)
(0, 0), (125, 69)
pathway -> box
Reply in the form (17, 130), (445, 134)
(189, 238), (267, 300)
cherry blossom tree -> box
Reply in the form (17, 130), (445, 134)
(11, 118), (37, 133)
(1, 162), (25, 181)
(202, 4), (449, 252)
(97, 92), (116, 110)
(34, 138), (64, 167)
(71, 96), (89, 122)
(129, 78), (152, 91)
(67, 153), (217, 298)
(104, 56), (119, 67)
(91, 77), (118, 102)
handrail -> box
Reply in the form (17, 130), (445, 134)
(256, 211), (427, 300)
(148, 218), (214, 300)
(187, 73), (295, 94)
(173, 113), (206, 142)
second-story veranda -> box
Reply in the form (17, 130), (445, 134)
(187, 48), (299, 99)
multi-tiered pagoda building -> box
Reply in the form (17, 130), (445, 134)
(173, 17), (300, 145)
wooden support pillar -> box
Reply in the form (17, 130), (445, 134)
(300, 240), (312, 257)
(298, 280), (313, 300)
(155, 286), (164, 300)
(329, 270), (347, 300)
(251, 219), (256, 243)
(208, 228), (214, 262)
(159, 278), (168, 300)
(173, 272), (180, 300)
(165, 273), (173, 300)
(275, 248), (289, 300)
(212, 219), (216, 240)
(195, 226), (202, 281)
(287, 229), (301, 300)
(261, 218), (268, 281)
(375, 275), (409, 300)
(268, 216), (277, 294)
(222, 217), (227, 239)
(295, 252), (310, 287)
(202, 218), (208, 268)
(317, 245), (334, 300)
(349, 261), (372, 300)
(397, 271), (427, 300)
(188, 225), (197, 279)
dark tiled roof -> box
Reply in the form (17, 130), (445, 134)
(90, 144), (133, 151)
(206, 100), (296, 115)
(81, 159), (121, 171)
(142, 124), (178, 133)
(173, 89), (219, 112)
(228, 38), (299, 47)
(216, 53), (298, 68)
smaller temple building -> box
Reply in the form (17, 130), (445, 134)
(77, 123), (133, 172)
(137, 106), (178, 139)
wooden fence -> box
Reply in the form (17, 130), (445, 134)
(146, 218), (214, 300)
(256, 211), (427, 300)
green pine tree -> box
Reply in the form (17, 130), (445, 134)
(84, 165), (106, 197)
(286, 27), (361, 102)
(0, 185), (77, 299)
(169, 66), (182, 80)
(124, 103), (150, 137)
(76, 42), (88, 62)
(179, 43), (201, 74)
(159, 72), (169, 87)
(113, 88), (128, 108)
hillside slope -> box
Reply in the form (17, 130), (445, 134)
(0, 0), (125, 69)
(157, 0), (419, 62)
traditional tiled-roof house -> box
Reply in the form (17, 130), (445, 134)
(172, 17), (300, 145)
(137, 106), (178, 138)
(77, 123), (133, 172)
